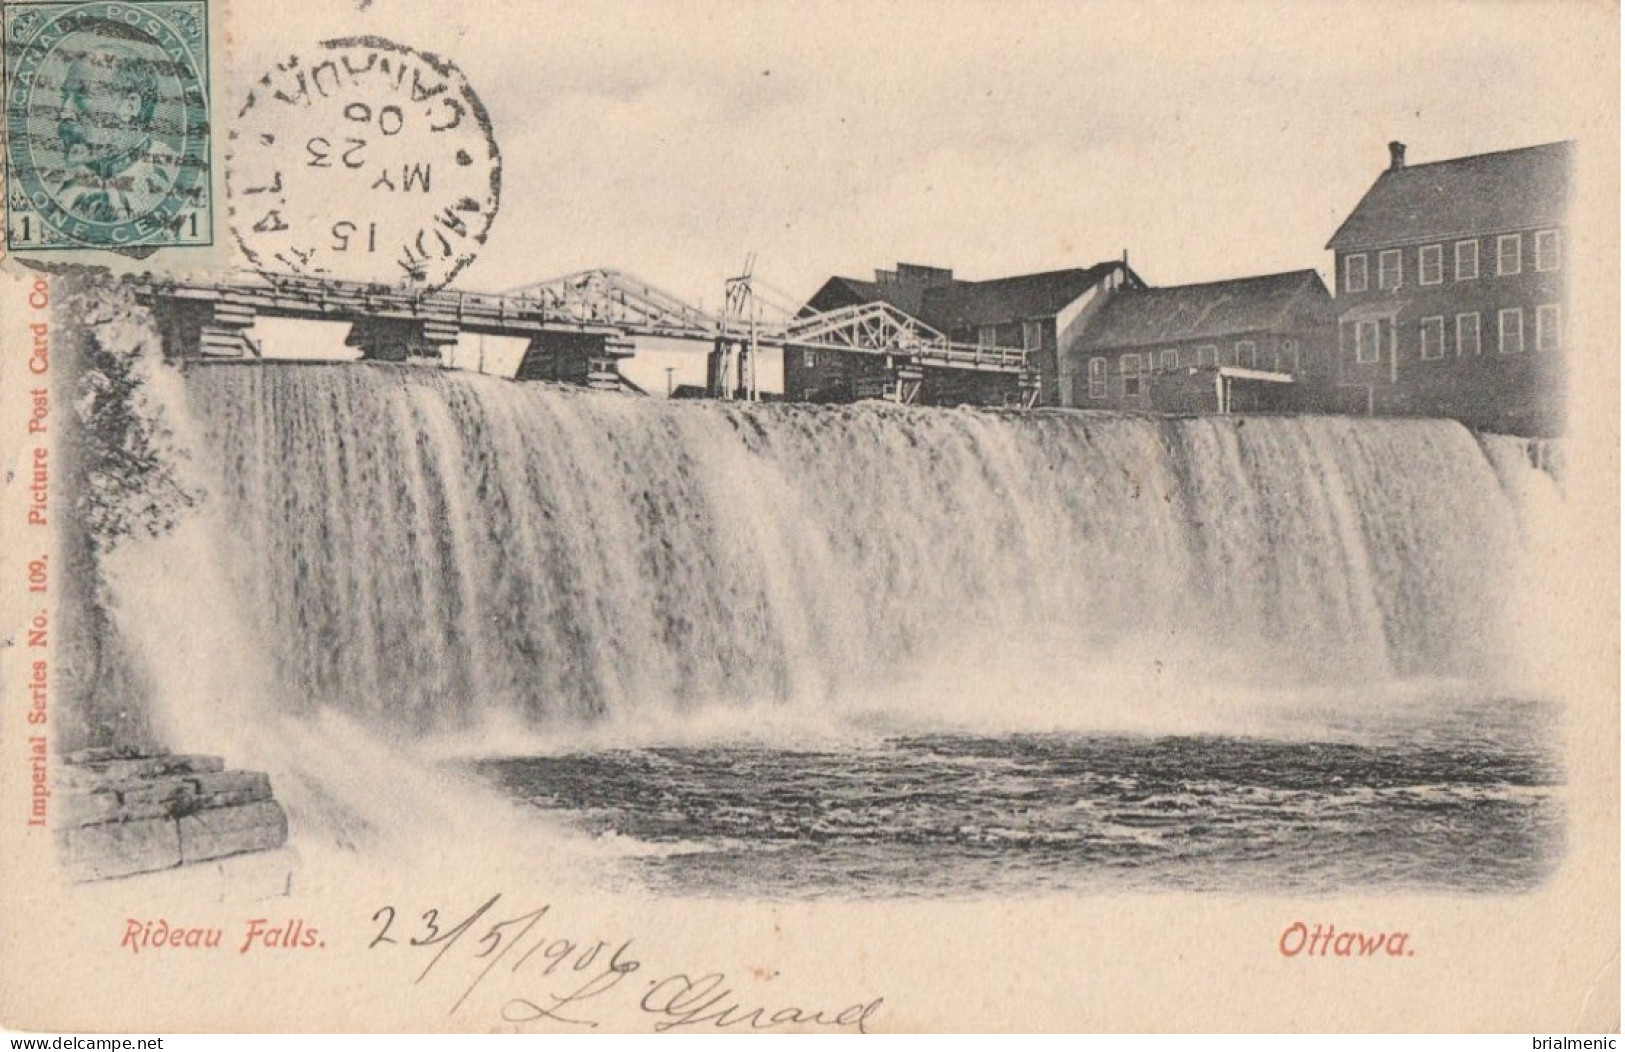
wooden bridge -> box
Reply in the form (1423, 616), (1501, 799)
(137, 269), (1035, 406)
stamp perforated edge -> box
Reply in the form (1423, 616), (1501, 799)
(1, 0), (233, 278)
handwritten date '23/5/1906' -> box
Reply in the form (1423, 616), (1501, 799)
(368, 894), (885, 1033)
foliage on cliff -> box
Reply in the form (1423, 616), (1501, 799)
(65, 280), (199, 553)
(58, 276), (201, 752)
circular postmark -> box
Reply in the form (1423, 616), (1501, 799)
(3, 0), (211, 250)
(228, 36), (501, 291)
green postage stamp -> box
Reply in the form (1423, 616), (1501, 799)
(4, 0), (211, 253)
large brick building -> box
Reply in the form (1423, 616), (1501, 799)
(1326, 141), (1572, 436)
(787, 261), (1142, 406)
(1071, 270), (1337, 413)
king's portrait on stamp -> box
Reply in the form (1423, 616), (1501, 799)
(4, 0), (211, 253)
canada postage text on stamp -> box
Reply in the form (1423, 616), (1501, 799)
(4, 0), (212, 254)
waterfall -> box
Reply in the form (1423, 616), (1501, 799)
(140, 362), (1544, 741)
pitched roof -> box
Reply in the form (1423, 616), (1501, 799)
(920, 264), (1129, 331)
(802, 275), (930, 318)
(801, 262), (1136, 332)
(1078, 270), (1331, 350)
(1326, 141), (1573, 251)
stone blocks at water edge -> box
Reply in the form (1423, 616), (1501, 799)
(57, 748), (288, 882)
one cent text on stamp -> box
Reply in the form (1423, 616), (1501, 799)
(4, 0), (212, 255)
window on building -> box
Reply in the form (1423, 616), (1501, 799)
(1455, 240), (1479, 281)
(1219, 344), (1239, 368)
(1236, 341), (1257, 369)
(1345, 254), (1368, 293)
(1120, 354), (1142, 397)
(1420, 316), (1445, 360)
(1197, 345), (1218, 368)
(1161, 349), (1179, 372)
(1280, 339), (1300, 374)
(803, 350), (817, 368)
(1535, 229), (1561, 273)
(1536, 304), (1561, 351)
(1088, 357), (1107, 399)
(1499, 308), (1524, 354)
(978, 325), (998, 348)
(1456, 313), (1481, 356)
(1378, 249), (1402, 290)
(1419, 245), (1443, 285)
(1497, 234), (1522, 276)
(1022, 320), (1044, 350)
(1354, 320), (1382, 364)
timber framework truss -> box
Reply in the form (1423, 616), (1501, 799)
(513, 269), (1029, 375)
(135, 267), (1041, 406)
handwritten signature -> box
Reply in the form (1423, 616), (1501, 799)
(369, 894), (883, 1032)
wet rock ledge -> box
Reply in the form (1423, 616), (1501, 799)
(57, 748), (289, 881)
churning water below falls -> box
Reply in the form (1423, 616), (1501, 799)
(159, 363), (1566, 897)
(474, 707), (1562, 898)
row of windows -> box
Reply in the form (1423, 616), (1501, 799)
(1344, 230), (1560, 293)
(1346, 305), (1561, 363)
(976, 321), (1048, 349)
(1085, 340), (1301, 398)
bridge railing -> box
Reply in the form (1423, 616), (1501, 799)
(924, 342), (1029, 371)
(138, 273), (1033, 373)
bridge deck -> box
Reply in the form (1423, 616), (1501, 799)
(138, 273), (1029, 374)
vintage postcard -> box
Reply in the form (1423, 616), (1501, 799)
(0, 0), (1617, 1035)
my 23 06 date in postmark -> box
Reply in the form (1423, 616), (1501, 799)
(228, 35), (501, 291)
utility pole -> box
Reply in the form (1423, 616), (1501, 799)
(665, 366), (675, 397)
(724, 253), (759, 402)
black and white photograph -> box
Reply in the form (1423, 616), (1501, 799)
(0, 0), (1616, 1035)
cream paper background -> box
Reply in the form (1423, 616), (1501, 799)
(0, 0), (1618, 1033)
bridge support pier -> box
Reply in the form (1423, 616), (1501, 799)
(706, 340), (733, 398)
(706, 338), (761, 400)
(516, 332), (634, 390)
(888, 356), (923, 404)
(149, 295), (259, 361)
(344, 317), (459, 365)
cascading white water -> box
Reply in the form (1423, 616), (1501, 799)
(164, 362), (1540, 739)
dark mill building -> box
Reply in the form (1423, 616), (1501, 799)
(1070, 270), (1338, 413)
(1326, 140), (1572, 436)
(787, 261), (1142, 407)
(787, 138), (1569, 432)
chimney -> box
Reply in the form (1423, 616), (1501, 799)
(1388, 141), (1407, 172)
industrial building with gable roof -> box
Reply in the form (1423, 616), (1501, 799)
(1326, 140), (1572, 435)
(1071, 269), (1337, 414)
(789, 261), (1142, 407)
(784, 139), (1570, 435)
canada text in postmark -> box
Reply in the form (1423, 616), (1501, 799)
(228, 36), (501, 291)
(4, 0), (212, 254)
